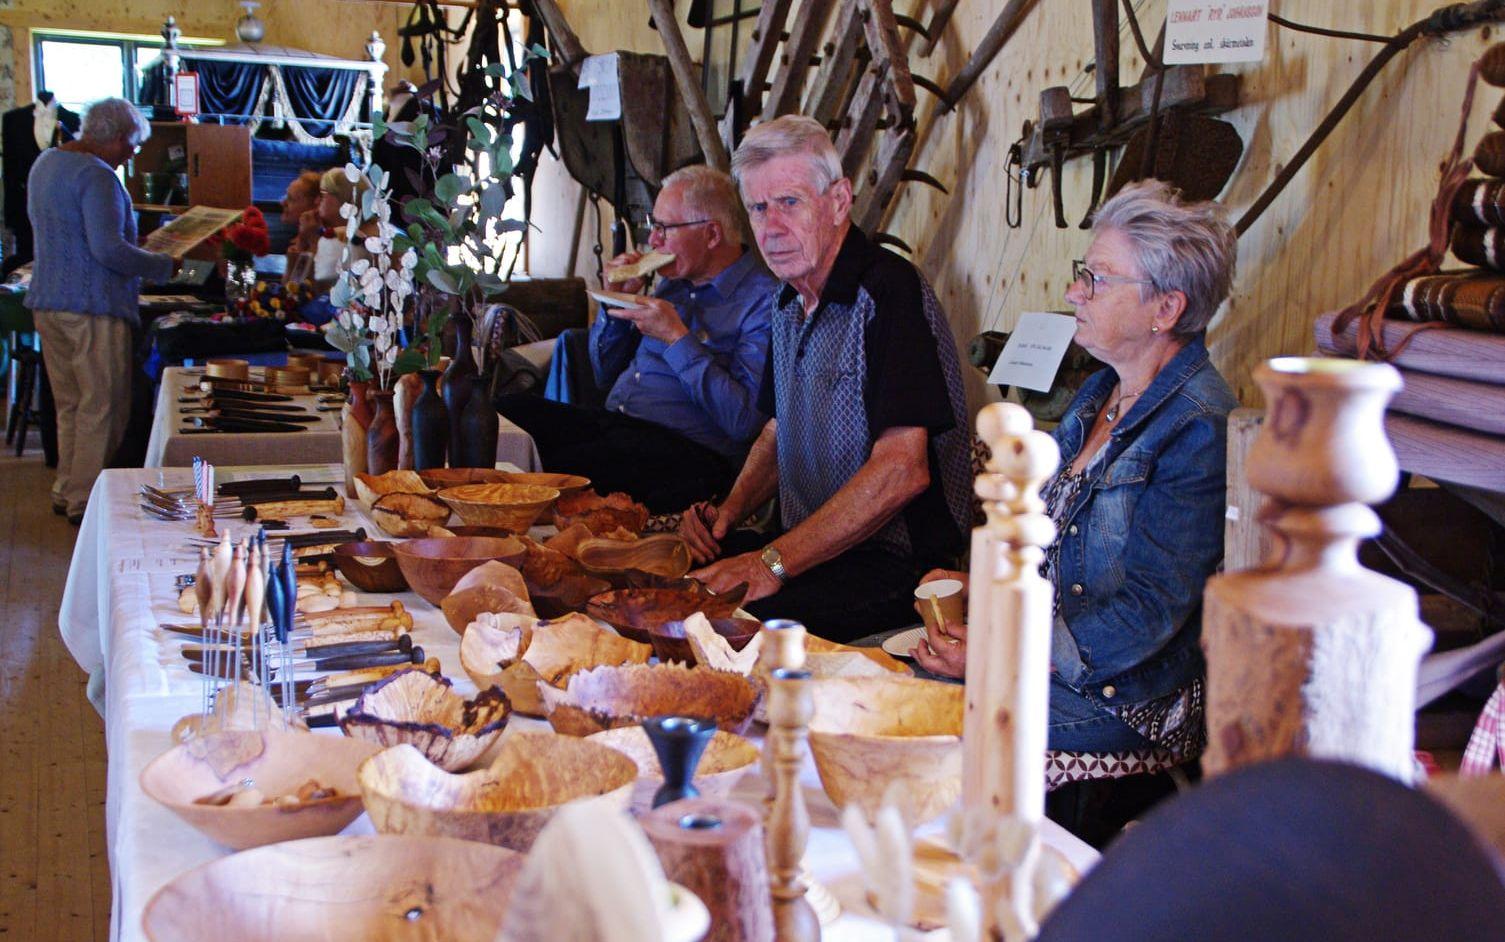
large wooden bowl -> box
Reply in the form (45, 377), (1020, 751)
(358, 733), (637, 852)
(577, 534), (693, 586)
(139, 728), (381, 851)
(807, 675), (964, 825)
(331, 541), (409, 593)
(540, 662), (762, 737)
(650, 616), (762, 666)
(417, 467), (513, 490)
(518, 538), (613, 619)
(438, 483), (560, 533)
(492, 471), (591, 499)
(353, 470), (434, 511)
(587, 583), (748, 644)
(340, 670), (510, 772)
(140, 834), (524, 941)
(587, 725), (758, 815)
(392, 535), (527, 604)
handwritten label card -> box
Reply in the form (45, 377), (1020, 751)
(578, 53), (622, 121)
(1164, 0), (1269, 65)
(988, 312), (1079, 393)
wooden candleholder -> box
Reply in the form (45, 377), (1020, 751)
(961, 402), (1060, 937)
(1203, 357), (1432, 782)
(760, 617), (819, 942)
(643, 797), (774, 942)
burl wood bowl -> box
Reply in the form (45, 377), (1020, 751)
(807, 675), (965, 825)
(540, 662), (762, 737)
(392, 535), (527, 604)
(438, 483), (561, 533)
(339, 670), (511, 772)
(649, 616), (762, 666)
(331, 541), (409, 593)
(371, 492), (452, 538)
(552, 489), (649, 535)
(587, 725), (759, 815)
(417, 467), (513, 490)
(140, 834), (524, 942)
(577, 534), (693, 586)
(587, 583), (748, 644)
(139, 728), (382, 851)
(358, 732), (637, 852)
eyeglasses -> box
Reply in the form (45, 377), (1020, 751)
(645, 217), (711, 240)
(1071, 259), (1152, 300)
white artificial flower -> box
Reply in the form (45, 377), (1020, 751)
(339, 203), (356, 220)
(364, 236), (384, 254)
(401, 249), (418, 270)
(349, 258), (371, 277)
(343, 162), (361, 183)
(368, 314), (388, 333)
(384, 269), (401, 289)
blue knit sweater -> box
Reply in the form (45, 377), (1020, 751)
(25, 148), (173, 323)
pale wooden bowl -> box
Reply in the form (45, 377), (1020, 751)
(358, 733), (637, 852)
(438, 483), (561, 533)
(205, 358), (249, 380)
(540, 662), (763, 737)
(392, 535), (528, 604)
(806, 675), (964, 825)
(417, 467), (513, 490)
(353, 470), (435, 511)
(492, 470), (591, 500)
(140, 834), (524, 941)
(139, 728), (381, 851)
(339, 670), (510, 772)
(587, 725), (759, 815)
(577, 534), (693, 586)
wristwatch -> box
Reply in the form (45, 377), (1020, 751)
(759, 544), (788, 583)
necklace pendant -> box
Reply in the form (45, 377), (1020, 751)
(1105, 406), (1118, 423)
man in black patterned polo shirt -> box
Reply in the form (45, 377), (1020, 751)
(681, 115), (972, 642)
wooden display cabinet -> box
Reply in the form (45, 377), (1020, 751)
(127, 122), (252, 214)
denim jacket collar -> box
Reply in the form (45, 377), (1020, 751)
(1057, 336), (1213, 469)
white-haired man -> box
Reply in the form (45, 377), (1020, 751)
(498, 165), (776, 512)
(683, 115), (972, 642)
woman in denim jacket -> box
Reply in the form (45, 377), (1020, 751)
(913, 180), (1238, 758)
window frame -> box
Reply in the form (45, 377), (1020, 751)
(31, 30), (207, 109)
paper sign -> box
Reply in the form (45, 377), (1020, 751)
(1163, 1), (1269, 65)
(174, 72), (200, 116)
(579, 52), (622, 121)
(988, 312), (1079, 393)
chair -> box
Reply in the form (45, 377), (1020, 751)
(4, 332), (43, 457)
(1038, 757), (1505, 941)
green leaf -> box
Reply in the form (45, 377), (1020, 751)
(484, 62), (509, 78)
(474, 271), (507, 293)
(372, 113), (387, 139)
(479, 182), (508, 219)
(426, 268), (460, 294)
(402, 198), (435, 224)
(496, 218), (528, 234)
(390, 346), (427, 378)
(466, 116), (493, 149)
(435, 173), (469, 206)
(529, 43), (550, 61)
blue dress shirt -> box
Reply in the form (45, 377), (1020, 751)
(589, 249), (776, 457)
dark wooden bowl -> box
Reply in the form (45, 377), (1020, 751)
(648, 617), (762, 666)
(331, 541), (409, 593)
(586, 584), (749, 644)
(393, 536), (528, 605)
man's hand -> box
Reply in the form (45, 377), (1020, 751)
(680, 501), (727, 565)
(603, 251), (647, 295)
(690, 550), (782, 603)
(911, 621), (967, 679)
(614, 297), (689, 344)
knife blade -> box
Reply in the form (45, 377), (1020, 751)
(193, 382), (294, 402)
(179, 399), (312, 414)
(182, 416), (310, 433)
(187, 407), (321, 424)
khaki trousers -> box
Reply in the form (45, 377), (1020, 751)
(33, 310), (132, 515)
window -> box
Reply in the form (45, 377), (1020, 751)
(31, 30), (220, 113)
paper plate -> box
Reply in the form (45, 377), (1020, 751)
(588, 289), (651, 309)
(880, 625), (926, 659)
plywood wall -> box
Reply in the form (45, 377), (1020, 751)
(531, 0), (1503, 409)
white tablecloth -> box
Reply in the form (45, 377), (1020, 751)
(60, 467), (1096, 942)
(144, 366), (542, 470)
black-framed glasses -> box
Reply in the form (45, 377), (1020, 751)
(1071, 259), (1152, 300)
(645, 216), (712, 240)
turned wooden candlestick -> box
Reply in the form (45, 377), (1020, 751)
(1203, 357), (1432, 782)
(962, 402), (1059, 937)
(643, 797), (774, 942)
(760, 618), (819, 942)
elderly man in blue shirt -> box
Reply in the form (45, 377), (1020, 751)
(497, 166), (775, 513)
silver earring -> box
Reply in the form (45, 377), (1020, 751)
(1151, 325), (1161, 334)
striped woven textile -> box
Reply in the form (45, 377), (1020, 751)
(1389, 271), (1505, 331)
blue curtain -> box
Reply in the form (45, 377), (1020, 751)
(190, 59), (266, 123)
(282, 66), (362, 137)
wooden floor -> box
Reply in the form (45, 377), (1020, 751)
(0, 441), (111, 941)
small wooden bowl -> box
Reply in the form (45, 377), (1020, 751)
(331, 541), (409, 593)
(649, 616), (762, 666)
(340, 670), (511, 772)
(438, 483), (561, 533)
(371, 492), (452, 538)
(587, 584), (747, 644)
(316, 359), (344, 385)
(205, 358), (249, 380)
(358, 733), (637, 852)
(285, 353), (324, 371)
(392, 535), (527, 605)
(139, 728), (381, 851)
(540, 663), (762, 737)
(577, 534), (693, 586)
(587, 725), (758, 815)
(266, 365), (311, 386)
(417, 467), (512, 490)
(353, 470), (435, 511)
(140, 834), (524, 942)
(492, 471), (592, 500)
(807, 675), (964, 826)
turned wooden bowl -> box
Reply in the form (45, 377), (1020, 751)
(540, 662), (762, 737)
(205, 358), (249, 380)
(417, 467), (513, 490)
(438, 483), (561, 533)
(552, 489), (649, 535)
(285, 353), (324, 371)
(587, 584), (748, 644)
(139, 728), (382, 851)
(392, 535), (527, 604)
(353, 470), (435, 511)
(331, 541), (409, 593)
(649, 616), (762, 666)
(371, 492), (452, 538)
(577, 534), (693, 586)
(587, 725), (759, 815)
(358, 732), (637, 852)
(443, 524), (531, 539)
(807, 675), (964, 825)
(265, 365), (311, 387)
(339, 670), (511, 772)
(140, 834), (525, 941)
(492, 471), (592, 500)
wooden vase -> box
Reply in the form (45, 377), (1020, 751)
(443, 315), (478, 464)
(411, 368), (450, 471)
(342, 380), (373, 498)
(366, 390), (400, 477)
(393, 372), (422, 470)
(1203, 357), (1433, 783)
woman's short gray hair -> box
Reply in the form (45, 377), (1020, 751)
(662, 165), (745, 240)
(81, 98), (152, 146)
(1091, 179), (1237, 336)
(730, 115), (843, 195)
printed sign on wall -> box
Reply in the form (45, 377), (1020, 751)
(1163, 1), (1269, 65)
